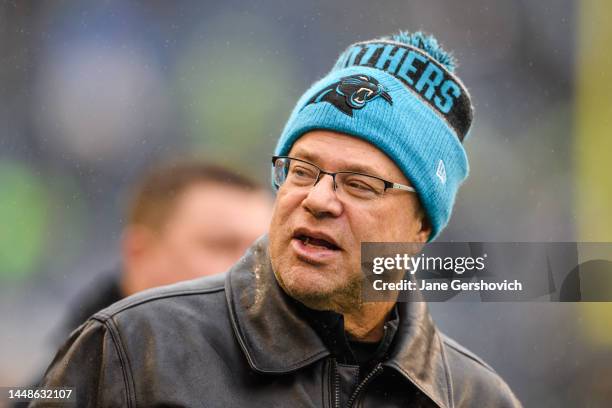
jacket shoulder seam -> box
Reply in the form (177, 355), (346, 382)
(442, 336), (523, 405)
(102, 316), (137, 407)
(93, 285), (225, 320)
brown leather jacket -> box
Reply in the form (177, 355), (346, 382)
(34, 237), (522, 407)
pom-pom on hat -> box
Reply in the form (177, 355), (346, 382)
(274, 31), (474, 241)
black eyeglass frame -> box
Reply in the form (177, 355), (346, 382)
(271, 155), (416, 195)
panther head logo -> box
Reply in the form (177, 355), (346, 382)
(305, 74), (393, 117)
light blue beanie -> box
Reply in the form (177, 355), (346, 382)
(273, 32), (474, 241)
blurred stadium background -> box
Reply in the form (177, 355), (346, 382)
(1, 0), (611, 406)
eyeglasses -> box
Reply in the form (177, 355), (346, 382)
(272, 156), (416, 201)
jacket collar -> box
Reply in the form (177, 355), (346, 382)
(226, 236), (451, 408)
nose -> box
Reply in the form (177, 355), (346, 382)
(314, 170), (337, 191)
(301, 173), (343, 218)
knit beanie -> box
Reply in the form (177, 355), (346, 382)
(273, 31), (474, 241)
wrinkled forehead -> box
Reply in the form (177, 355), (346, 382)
(288, 130), (409, 183)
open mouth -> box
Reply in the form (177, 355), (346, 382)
(294, 234), (340, 251)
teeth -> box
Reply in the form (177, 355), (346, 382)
(303, 237), (329, 249)
(298, 235), (337, 250)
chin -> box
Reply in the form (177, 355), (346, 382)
(277, 265), (362, 312)
(281, 265), (337, 296)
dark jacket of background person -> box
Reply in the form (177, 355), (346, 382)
(55, 268), (123, 342)
(33, 238), (522, 408)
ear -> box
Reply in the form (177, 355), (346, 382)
(121, 225), (156, 266)
(414, 211), (432, 244)
(121, 225), (160, 296)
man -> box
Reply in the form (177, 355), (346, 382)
(59, 160), (273, 338)
(34, 32), (521, 407)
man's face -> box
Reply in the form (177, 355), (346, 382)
(269, 130), (430, 312)
(136, 183), (272, 288)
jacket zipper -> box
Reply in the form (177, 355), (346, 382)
(345, 363), (383, 408)
(331, 358), (340, 408)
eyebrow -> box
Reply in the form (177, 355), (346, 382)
(291, 149), (385, 177)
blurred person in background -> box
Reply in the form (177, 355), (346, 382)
(57, 159), (273, 339)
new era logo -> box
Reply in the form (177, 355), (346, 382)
(436, 160), (447, 184)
